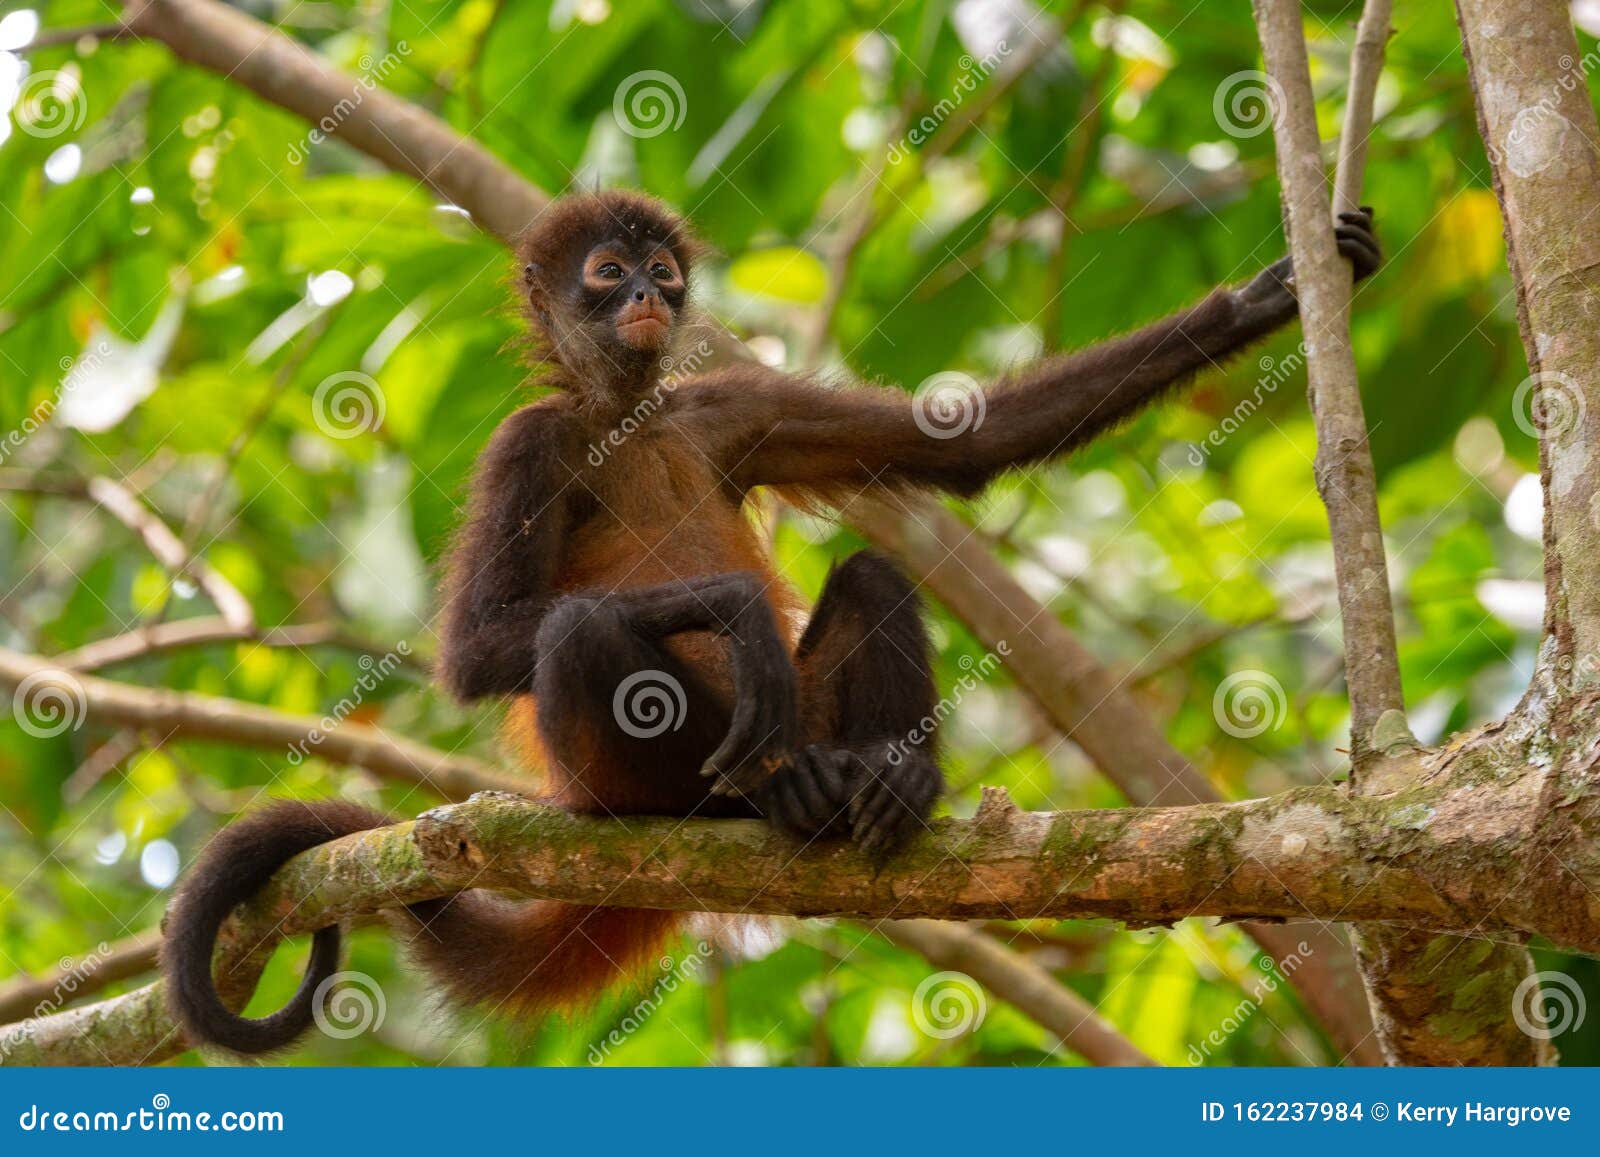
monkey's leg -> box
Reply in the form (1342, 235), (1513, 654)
(770, 551), (944, 850)
(535, 576), (798, 805)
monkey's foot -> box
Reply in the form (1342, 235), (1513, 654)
(758, 741), (942, 851)
(755, 745), (857, 837)
(843, 743), (942, 852)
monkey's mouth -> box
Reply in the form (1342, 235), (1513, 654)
(615, 302), (672, 348)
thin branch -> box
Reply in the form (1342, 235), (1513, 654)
(52, 615), (429, 674)
(882, 915), (1157, 1066)
(15, 23), (131, 52)
(0, 646), (521, 802)
(0, 928), (161, 1025)
(119, 0), (548, 244)
(82, 475), (254, 632)
(1253, 0), (1406, 764)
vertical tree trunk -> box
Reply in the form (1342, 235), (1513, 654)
(1456, 0), (1600, 684)
(1255, 0), (1545, 1064)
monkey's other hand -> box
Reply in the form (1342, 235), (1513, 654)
(701, 636), (798, 798)
(754, 745), (857, 837)
(844, 743), (943, 853)
(1237, 207), (1382, 311)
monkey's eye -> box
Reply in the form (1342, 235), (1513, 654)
(595, 262), (624, 280)
(650, 262), (674, 280)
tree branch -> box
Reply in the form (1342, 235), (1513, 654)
(6, 752), (1600, 1065)
(881, 917), (1157, 1066)
(1253, 0), (1407, 764)
(0, 928), (161, 1025)
(52, 615), (429, 674)
(119, 0), (548, 244)
(0, 646), (519, 802)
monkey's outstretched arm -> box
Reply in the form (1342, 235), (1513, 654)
(715, 211), (1378, 499)
(436, 405), (578, 701)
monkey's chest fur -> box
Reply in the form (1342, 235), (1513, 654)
(558, 421), (805, 684)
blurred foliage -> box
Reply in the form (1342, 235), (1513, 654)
(0, 0), (1593, 1066)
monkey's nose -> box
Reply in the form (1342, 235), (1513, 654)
(631, 288), (648, 303)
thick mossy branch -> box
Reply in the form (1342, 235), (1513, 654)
(5, 750), (1599, 1065)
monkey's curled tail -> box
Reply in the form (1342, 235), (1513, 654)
(163, 799), (683, 1054)
(160, 799), (392, 1055)
(401, 895), (682, 1019)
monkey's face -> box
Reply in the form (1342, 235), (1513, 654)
(579, 243), (685, 352)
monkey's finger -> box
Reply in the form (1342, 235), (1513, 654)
(1336, 208), (1374, 231)
(811, 747), (851, 802)
(790, 758), (836, 823)
(855, 795), (911, 853)
(768, 775), (810, 833)
(1334, 227), (1381, 277)
(851, 782), (904, 849)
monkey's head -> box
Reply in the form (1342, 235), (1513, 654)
(516, 190), (704, 395)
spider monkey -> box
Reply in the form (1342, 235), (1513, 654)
(162, 189), (1380, 1054)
